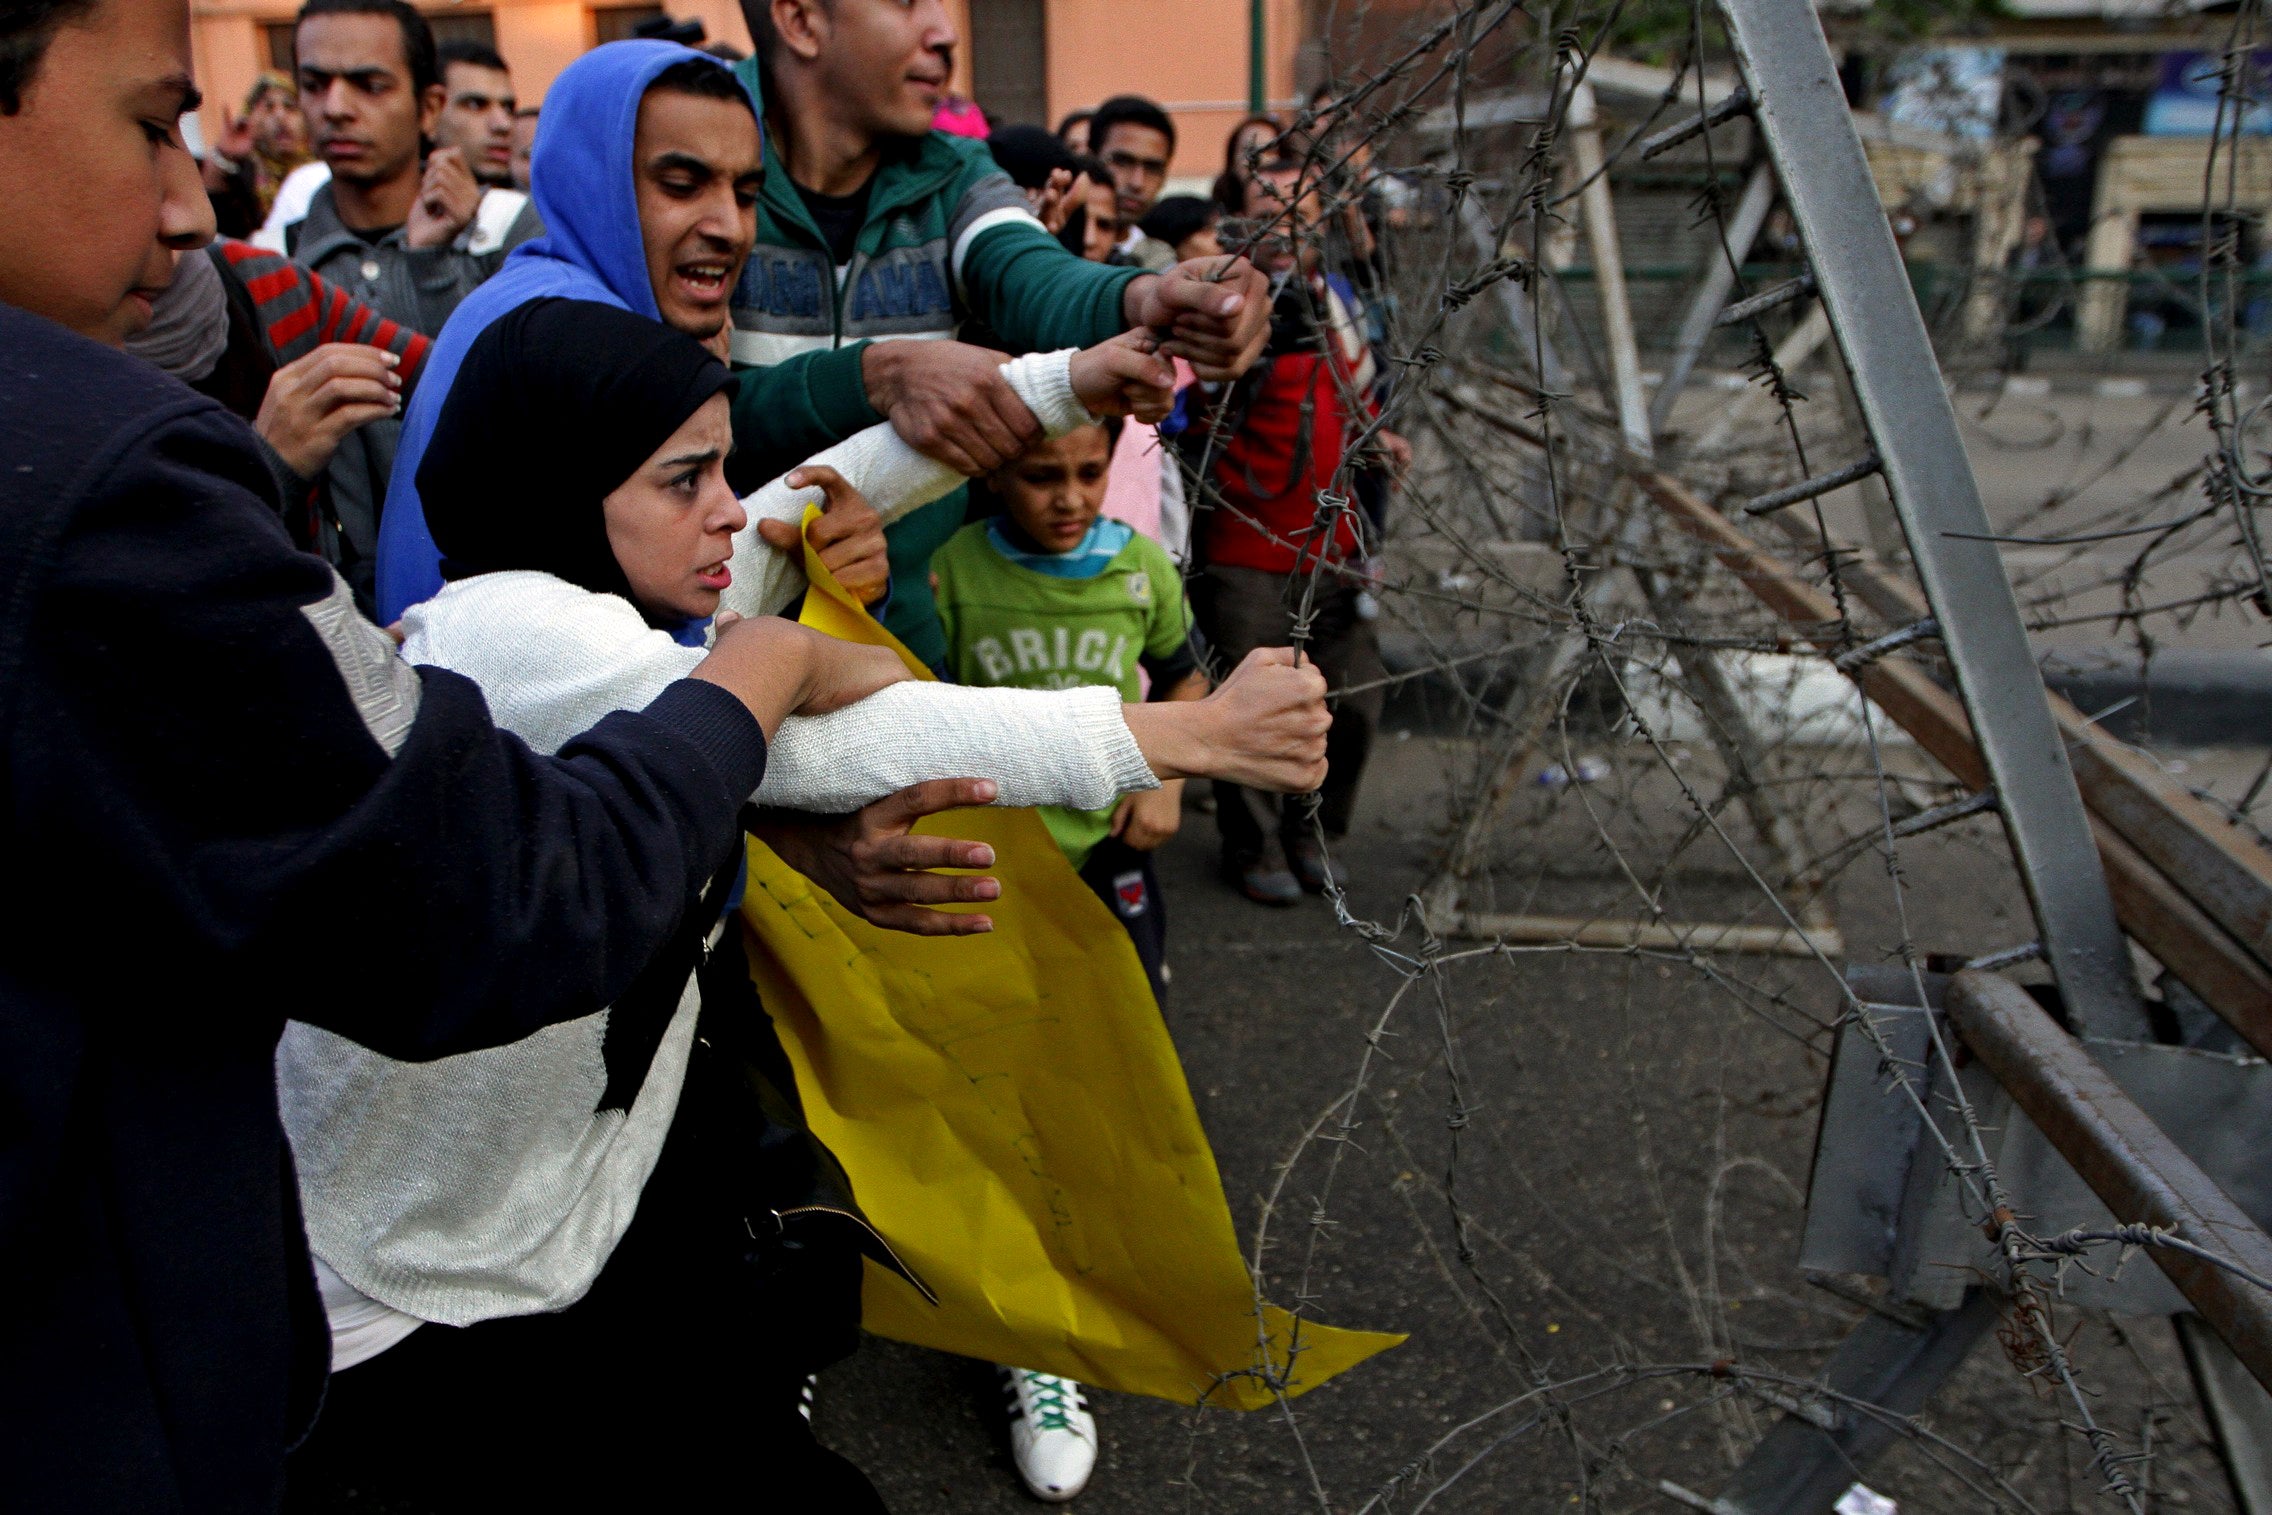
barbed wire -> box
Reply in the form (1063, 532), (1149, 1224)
(1133, 0), (2272, 1506)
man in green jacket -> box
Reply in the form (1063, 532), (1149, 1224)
(730, 0), (1272, 666)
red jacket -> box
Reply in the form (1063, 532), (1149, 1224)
(1200, 272), (1375, 575)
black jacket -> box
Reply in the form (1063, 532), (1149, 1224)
(0, 305), (770, 1512)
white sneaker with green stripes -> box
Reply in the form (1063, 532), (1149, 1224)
(999, 1365), (1096, 1501)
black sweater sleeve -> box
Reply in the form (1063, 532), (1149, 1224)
(15, 399), (767, 1063)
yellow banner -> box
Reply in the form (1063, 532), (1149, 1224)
(731, 510), (1401, 1407)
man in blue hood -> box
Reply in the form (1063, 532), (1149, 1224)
(375, 42), (907, 632)
(374, 40), (1053, 941)
(374, 42), (780, 627)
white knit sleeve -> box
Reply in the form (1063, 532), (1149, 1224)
(761, 682), (1156, 813)
(399, 573), (702, 755)
(403, 572), (1159, 815)
(718, 348), (1092, 622)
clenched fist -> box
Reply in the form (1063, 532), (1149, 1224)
(1125, 255), (1273, 382)
(1123, 647), (1331, 793)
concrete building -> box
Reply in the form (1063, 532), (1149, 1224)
(187, 0), (1303, 181)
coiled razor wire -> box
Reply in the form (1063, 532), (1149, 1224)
(1128, 1), (2272, 1507)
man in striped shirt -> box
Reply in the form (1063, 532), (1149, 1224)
(130, 236), (428, 609)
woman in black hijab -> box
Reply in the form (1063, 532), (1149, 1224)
(287, 298), (903, 1512)
(287, 297), (1334, 1513)
(421, 296), (744, 637)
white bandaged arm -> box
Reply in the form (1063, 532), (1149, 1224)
(399, 571), (1156, 809)
(717, 348), (1094, 622)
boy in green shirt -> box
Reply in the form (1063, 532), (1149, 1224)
(932, 418), (1208, 1005)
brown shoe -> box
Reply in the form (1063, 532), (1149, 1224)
(1222, 854), (1302, 907)
(1285, 837), (1349, 895)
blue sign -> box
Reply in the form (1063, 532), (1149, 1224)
(2143, 49), (2272, 136)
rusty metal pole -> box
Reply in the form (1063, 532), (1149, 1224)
(1944, 969), (2272, 1392)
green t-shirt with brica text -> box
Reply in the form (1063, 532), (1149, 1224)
(933, 519), (1194, 866)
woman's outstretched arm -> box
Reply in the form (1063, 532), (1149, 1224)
(407, 577), (1325, 812)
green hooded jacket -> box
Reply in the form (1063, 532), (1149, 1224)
(728, 57), (1143, 664)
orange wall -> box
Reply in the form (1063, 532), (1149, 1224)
(189, 5), (271, 141)
(189, 0), (1292, 177)
(1042, 0), (1302, 179)
(188, 0), (750, 139)
(489, 5), (588, 105)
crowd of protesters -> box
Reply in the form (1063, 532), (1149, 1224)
(0, 0), (1409, 1508)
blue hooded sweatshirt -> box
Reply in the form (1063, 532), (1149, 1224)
(373, 41), (752, 624)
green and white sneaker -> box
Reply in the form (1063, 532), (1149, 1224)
(999, 1365), (1096, 1501)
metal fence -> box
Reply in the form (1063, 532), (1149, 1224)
(1147, 0), (2272, 1506)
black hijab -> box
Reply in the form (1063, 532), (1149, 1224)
(418, 297), (739, 619)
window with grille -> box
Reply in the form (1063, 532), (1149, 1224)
(264, 22), (297, 75)
(424, 9), (497, 52)
(969, 0), (1046, 128)
(592, 6), (668, 46)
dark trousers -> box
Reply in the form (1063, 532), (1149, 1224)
(1191, 564), (1385, 867)
(283, 1030), (885, 1514)
(1079, 833), (1167, 1005)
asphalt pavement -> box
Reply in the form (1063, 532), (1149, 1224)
(290, 728), (2250, 1510)
(811, 733), (2243, 1513)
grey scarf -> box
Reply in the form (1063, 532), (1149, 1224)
(126, 247), (229, 383)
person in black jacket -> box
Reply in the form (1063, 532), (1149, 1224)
(0, 3), (925, 1509)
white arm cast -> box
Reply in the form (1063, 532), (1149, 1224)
(399, 572), (1156, 811)
(716, 347), (1092, 623)
(762, 682), (1152, 813)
